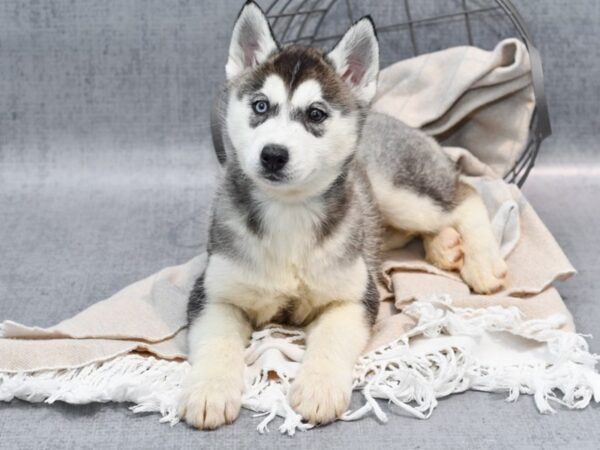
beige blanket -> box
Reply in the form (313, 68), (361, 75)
(1, 39), (598, 435)
(372, 38), (535, 177)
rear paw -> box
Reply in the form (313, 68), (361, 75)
(460, 255), (507, 294)
(424, 227), (464, 271)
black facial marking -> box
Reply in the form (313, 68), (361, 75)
(237, 45), (359, 116)
(290, 107), (325, 137)
(237, 75), (266, 100)
(187, 272), (206, 324)
(289, 58), (302, 88)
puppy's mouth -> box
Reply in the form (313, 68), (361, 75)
(255, 167), (326, 201)
(260, 170), (289, 183)
(259, 166), (318, 186)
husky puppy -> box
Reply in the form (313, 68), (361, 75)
(178, 1), (507, 429)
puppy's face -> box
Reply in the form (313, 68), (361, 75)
(224, 3), (379, 200)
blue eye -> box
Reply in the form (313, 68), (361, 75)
(253, 100), (269, 114)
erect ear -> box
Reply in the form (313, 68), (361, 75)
(327, 17), (379, 103)
(226, 1), (279, 81)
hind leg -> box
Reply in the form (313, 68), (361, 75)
(370, 175), (506, 294)
(451, 184), (507, 294)
(372, 178), (463, 268)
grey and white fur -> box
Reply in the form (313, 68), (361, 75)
(178, 1), (507, 430)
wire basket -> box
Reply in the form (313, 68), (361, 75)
(256, 0), (552, 186)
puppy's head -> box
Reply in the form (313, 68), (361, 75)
(224, 2), (379, 200)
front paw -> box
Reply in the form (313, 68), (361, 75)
(289, 366), (352, 424)
(178, 373), (243, 430)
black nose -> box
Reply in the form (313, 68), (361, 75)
(260, 145), (289, 173)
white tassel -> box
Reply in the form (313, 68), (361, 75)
(0, 354), (188, 424)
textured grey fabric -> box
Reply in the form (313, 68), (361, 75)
(1, 0), (598, 162)
(1, 0), (600, 448)
(514, 0), (600, 149)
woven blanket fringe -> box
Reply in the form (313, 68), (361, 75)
(1, 297), (599, 435)
(0, 354), (188, 425)
(346, 297), (600, 423)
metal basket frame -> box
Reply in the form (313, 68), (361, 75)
(259, 0), (552, 186)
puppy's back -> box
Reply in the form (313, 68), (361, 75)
(358, 112), (458, 211)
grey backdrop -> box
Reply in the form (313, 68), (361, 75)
(1, 1), (599, 449)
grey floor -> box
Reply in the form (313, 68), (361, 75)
(1, 140), (599, 449)
(1, 0), (600, 448)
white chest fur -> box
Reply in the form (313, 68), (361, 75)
(204, 199), (368, 326)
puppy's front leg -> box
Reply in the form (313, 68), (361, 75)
(178, 302), (252, 429)
(290, 302), (370, 424)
